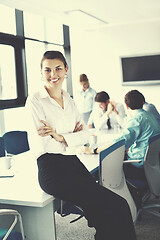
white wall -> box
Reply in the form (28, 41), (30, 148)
(70, 19), (160, 111)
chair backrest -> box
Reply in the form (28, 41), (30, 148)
(100, 139), (125, 187)
(144, 133), (160, 197)
(99, 139), (137, 222)
(0, 137), (5, 157)
(3, 131), (30, 155)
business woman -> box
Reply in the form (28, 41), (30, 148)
(25, 50), (137, 240)
(75, 73), (96, 124)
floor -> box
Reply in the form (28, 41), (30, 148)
(55, 196), (160, 240)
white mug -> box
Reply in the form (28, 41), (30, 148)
(89, 135), (97, 147)
(0, 156), (14, 170)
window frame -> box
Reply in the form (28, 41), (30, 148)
(0, 32), (28, 110)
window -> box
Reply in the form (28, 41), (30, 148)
(0, 33), (27, 110)
(0, 4), (16, 35)
(25, 40), (46, 93)
(23, 12), (45, 40)
(3, 107), (28, 132)
(45, 16), (63, 44)
(0, 45), (17, 100)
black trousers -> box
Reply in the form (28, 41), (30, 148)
(37, 153), (137, 240)
(123, 163), (146, 181)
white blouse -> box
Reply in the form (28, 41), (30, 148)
(25, 86), (90, 158)
(75, 87), (97, 113)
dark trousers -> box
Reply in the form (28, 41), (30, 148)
(123, 162), (147, 209)
(123, 163), (146, 181)
(37, 153), (137, 240)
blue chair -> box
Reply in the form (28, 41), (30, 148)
(125, 133), (160, 219)
(2, 131), (30, 155)
(0, 137), (5, 157)
(0, 209), (25, 240)
(99, 139), (137, 223)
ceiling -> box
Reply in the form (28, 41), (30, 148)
(1, 0), (160, 30)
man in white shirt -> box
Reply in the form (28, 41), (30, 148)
(87, 91), (125, 130)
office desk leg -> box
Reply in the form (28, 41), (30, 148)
(0, 202), (57, 240)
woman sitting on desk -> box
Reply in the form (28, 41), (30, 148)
(25, 51), (137, 240)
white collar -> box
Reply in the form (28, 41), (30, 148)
(38, 85), (70, 99)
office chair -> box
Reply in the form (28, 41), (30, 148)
(125, 133), (160, 219)
(0, 209), (25, 240)
(99, 139), (137, 223)
(0, 137), (5, 157)
(2, 131), (30, 155)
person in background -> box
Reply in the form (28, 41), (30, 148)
(138, 90), (160, 125)
(87, 91), (125, 130)
(75, 74), (96, 124)
(25, 51), (137, 240)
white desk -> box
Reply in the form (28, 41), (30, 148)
(0, 152), (58, 240)
(77, 129), (122, 174)
(0, 129), (122, 240)
(0, 151), (99, 240)
(91, 128), (122, 146)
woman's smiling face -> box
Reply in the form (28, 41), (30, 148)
(41, 58), (68, 89)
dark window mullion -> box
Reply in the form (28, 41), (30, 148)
(63, 24), (73, 97)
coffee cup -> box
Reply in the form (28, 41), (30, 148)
(89, 135), (97, 147)
(0, 156), (14, 170)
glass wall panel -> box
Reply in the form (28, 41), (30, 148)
(45, 17), (63, 44)
(25, 40), (46, 94)
(0, 45), (17, 100)
(0, 4), (16, 35)
(4, 107), (28, 132)
(23, 11), (45, 40)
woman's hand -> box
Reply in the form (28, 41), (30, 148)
(37, 120), (65, 143)
(73, 121), (83, 132)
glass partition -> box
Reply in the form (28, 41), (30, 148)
(23, 11), (45, 40)
(45, 16), (63, 44)
(0, 4), (16, 35)
(0, 45), (17, 100)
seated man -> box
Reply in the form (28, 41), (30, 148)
(87, 91), (125, 130)
(119, 90), (160, 181)
(84, 90), (160, 182)
(139, 91), (160, 126)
